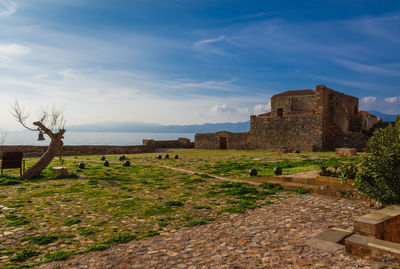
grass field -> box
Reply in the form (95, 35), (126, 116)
(0, 149), (359, 268)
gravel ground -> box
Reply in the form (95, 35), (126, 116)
(36, 194), (396, 269)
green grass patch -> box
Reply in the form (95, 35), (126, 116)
(185, 217), (215, 227)
(5, 214), (30, 227)
(45, 251), (72, 262)
(79, 228), (95, 236)
(64, 218), (81, 226)
(10, 249), (40, 262)
(289, 188), (309, 194)
(21, 235), (58, 245)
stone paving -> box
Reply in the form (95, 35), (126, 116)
(36, 194), (397, 269)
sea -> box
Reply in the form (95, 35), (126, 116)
(0, 131), (195, 146)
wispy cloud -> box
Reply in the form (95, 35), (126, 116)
(194, 35), (226, 47)
(334, 59), (400, 77)
(0, 0), (17, 17)
(0, 44), (30, 59)
(193, 35), (234, 56)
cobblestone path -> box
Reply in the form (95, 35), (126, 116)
(36, 194), (395, 269)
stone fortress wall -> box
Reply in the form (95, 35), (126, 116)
(0, 138), (194, 158)
(195, 85), (374, 152)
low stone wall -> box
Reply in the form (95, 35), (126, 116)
(335, 147), (357, 156)
(0, 144), (155, 158)
(143, 137), (194, 148)
(0, 138), (194, 158)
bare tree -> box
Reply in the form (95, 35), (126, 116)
(11, 101), (66, 180)
(0, 131), (6, 146)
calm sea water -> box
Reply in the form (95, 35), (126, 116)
(1, 131), (195, 146)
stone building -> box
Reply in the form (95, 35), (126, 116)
(195, 85), (370, 151)
(359, 110), (380, 131)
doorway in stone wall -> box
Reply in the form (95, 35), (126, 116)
(219, 137), (227, 149)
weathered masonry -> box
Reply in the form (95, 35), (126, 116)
(195, 85), (370, 151)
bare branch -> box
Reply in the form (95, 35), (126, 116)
(38, 108), (48, 124)
(10, 101), (37, 131)
(49, 105), (66, 131)
(10, 101), (67, 134)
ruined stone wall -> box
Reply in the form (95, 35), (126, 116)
(317, 85), (364, 150)
(194, 133), (220, 149)
(142, 138), (194, 148)
(248, 113), (323, 151)
(194, 132), (251, 149)
(0, 144), (155, 158)
(271, 93), (316, 117)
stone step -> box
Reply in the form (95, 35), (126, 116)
(306, 228), (353, 254)
(353, 205), (400, 243)
(345, 233), (400, 262)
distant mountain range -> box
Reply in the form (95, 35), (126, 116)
(67, 111), (397, 133)
(367, 111), (398, 122)
(68, 121), (251, 133)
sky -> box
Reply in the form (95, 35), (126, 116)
(0, 0), (400, 131)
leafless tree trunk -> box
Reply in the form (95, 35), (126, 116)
(11, 102), (66, 180)
(0, 132), (6, 146)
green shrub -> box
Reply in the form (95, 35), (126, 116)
(355, 122), (400, 204)
(318, 162), (339, 177)
(338, 163), (358, 183)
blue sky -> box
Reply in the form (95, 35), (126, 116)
(0, 0), (399, 130)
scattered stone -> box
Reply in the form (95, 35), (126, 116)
(248, 168), (257, 176)
(273, 167), (282, 175)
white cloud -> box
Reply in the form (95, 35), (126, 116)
(385, 96), (399, 103)
(361, 96), (377, 103)
(0, 0), (17, 17)
(0, 44), (30, 59)
(253, 101), (271, 115)
(210, 104), (228, 113)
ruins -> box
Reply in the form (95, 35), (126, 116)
(195, 85), (376, 151)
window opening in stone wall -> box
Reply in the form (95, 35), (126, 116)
(277, 108), (283, 117)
